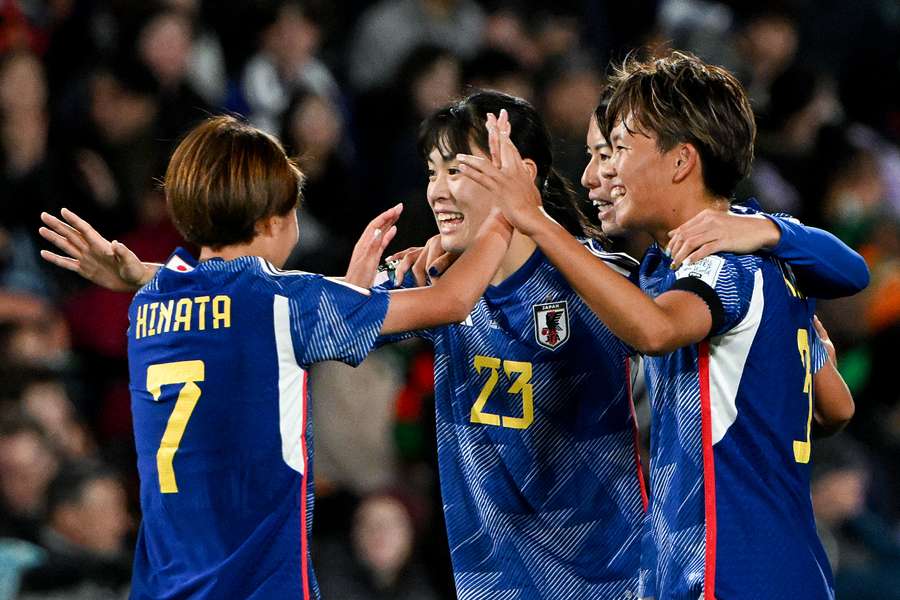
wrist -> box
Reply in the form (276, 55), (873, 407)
(759, 214), (784, 250)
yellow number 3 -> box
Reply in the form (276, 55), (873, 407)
(146, 360), (205, 493)
(793, 330), (812, 464)
(470, 356), (534, 429)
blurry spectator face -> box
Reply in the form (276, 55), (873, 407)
(0, 51), (47, 116)
(352, 496), (414, 577)
(288, 95), (342, 155)
(4, 312), (71, 368)
(90, 73), (158, 143)
(812, 468), (867, 524)
(740, 15), (798, 81)
(544, 71), (604, 136)
(0, 430), (58, 516)
(52, 476), (131, 555)
(21, 381), (92, 459)
(413, 56), (461, 118)
(535, 15), (580, 59)
(582, 114), (623, 236)
(138, 11), (193, 89)
(825, 150), (885, 222)
(1, 109), (47, 175)
(426, 144), (499, 254)
(264, 3), (320, 73)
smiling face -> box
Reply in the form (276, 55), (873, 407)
(581, 114), (625, 237)
(426, 144), (496, 253)
(602, 112), (681, 236)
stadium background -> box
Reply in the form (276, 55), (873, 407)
(0, 0), (898, 597)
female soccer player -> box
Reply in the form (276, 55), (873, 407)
(40, 114), (513, 600)
(457, 53), (863, 599)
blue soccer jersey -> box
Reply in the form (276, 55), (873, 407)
(379, 245), (648, 600)
(127, 249), (388, 600)
(638, 246), (833, 600)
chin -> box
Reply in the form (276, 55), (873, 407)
(439, 234), (467, 254)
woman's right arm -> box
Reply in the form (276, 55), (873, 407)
(39, 208), (157, 291)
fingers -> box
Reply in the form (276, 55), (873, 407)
(425, 252), (456, 279)
(392, 251), (415, 285)
(38, 226), (84, 259)
(410, 244), (429, 287)
(456, 155), (497, 190)
(39, 250), (81, 272)
(60, 207), (109, 248)
(112, 241), (148, 285)
(496, 109), (523, 169)
(813, 315), (830, 342)
(487, 113), (501, 169)
(386, 246), (422, 264)
(40, 213), (90, 254)
(379, 225), (397, 252)
(669, 231), (718, 269)
(672, 241), (720, 270)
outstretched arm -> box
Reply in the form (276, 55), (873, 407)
(379, 211), (511, 334)
(666, 209), (869, 298)
(812, 316), (854, 436)
(39, 208), (157, 291)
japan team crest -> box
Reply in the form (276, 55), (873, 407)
(533, 301), (570, 350)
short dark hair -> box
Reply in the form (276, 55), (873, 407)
(606, 51), (756, 199)
(417, 91), (596, 237)
(164, 115), (304, 249)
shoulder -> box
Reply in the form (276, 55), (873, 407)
(674, 253), (762, 290)
(579, 237), (640, 278)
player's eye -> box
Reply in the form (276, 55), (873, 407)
(448, 167), (461, 176)
(427, 169), (436, 179)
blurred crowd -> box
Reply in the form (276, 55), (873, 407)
(0, 0), (898, 598)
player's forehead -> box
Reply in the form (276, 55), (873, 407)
(586, 115), (608, 149)
(426, 139), (488, 165)
(610, 111), (653, 144)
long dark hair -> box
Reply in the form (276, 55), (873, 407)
(417, 91), (597, 237)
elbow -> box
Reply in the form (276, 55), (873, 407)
(840, 253), (871, 296)
(814, 397), (855, 433)
(630, 323), (679, 356)
(854, 257), (871, 292)
(443, 295), (473, 324)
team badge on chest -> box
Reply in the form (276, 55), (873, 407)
(533, 301), (570, 350)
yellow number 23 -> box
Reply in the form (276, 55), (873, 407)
(470, 356), (534, 429)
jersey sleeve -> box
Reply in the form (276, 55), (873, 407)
(810, 321), (830, 374)
(371, 270), (432, 347)
(763, 214), (870, 299)
(671, 254), (756, 337)
(288, 276), (390, 368)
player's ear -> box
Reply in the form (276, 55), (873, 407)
(672, 143), (698, 184)
(522, 158), (538, 180)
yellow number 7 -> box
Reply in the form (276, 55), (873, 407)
(146, 360), (205, 493)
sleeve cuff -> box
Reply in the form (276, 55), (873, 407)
(671, 276), (725, 337)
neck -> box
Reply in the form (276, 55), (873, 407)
(199, 240), (280, 266)
(651, 192), (730, 249)
(490, 231), (537, 285)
